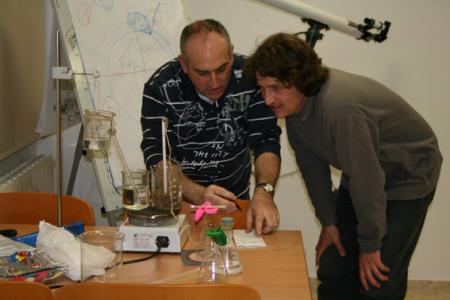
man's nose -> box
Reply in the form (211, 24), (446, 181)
(209, 72), (219, 88)
(264, 90), (275, 106)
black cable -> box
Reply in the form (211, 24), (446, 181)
(122, 247), (161, 265)
(48, 249), (162, 289)
(103, 154), (121, 195)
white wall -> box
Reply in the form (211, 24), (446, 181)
(183, 0), (450, 280)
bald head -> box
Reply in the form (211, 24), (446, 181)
(180, 19), (232, 62)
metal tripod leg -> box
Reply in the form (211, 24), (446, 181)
(66, 123), (84, 195)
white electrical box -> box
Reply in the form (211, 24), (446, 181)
(119, 214), (189, 253)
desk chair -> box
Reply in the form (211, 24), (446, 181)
(181, 199), (249, 229)
(0, 281), (54, 300)
(0, 192), (95, 226)
(55, 283), (261, 300)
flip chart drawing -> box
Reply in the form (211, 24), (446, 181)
(52, 0), (186, 217)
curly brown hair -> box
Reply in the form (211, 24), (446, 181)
(244, 33), (329, 96)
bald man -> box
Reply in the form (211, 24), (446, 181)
(140, 19), (281, 234)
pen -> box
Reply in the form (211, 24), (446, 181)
(233, 201), (242, 211)
(190, 204), (227, 210)
(189, 202), (241, 211)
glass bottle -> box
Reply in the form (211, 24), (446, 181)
(216, 216), (243, 275)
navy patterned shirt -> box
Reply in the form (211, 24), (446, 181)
(141, 55), (281, 199)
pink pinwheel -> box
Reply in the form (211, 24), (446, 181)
(194, 201), (219, 223)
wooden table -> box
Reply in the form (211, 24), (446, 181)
(0, 224), (312, 300)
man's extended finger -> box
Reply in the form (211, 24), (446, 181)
(246, 210), (254, 233)
(373, 267), (389, 282)
(378, 262), (390, 273)
(254, 215), (264, 235)
(373, 261), (390, 282)
(359, 269), (369, 291)
(366, 269), (381, 288)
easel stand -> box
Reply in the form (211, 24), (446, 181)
(53, 30), (122, 226)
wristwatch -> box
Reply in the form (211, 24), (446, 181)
(255, 182), (274, 195)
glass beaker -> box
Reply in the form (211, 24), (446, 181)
(216, 216), (242, 275)
(188, 212), (216, 263)
(121, 169), (150, 210)
(80, 230), (125, 283)
(83, 109), (115, 151)
(150, 161), (182, 214)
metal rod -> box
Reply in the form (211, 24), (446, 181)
(56, 29), (63, 227)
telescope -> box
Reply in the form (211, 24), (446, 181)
(258, 0), (390, 47)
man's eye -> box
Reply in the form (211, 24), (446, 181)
(273, 85), (282, 91)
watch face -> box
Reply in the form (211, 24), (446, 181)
(256, 183), (274, 193)
(264, 184), (274, 192)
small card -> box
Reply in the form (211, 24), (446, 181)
(233, 230), (266, 248)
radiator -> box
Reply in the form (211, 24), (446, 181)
(0, 155), (54, 192)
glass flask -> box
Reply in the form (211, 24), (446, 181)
(215, 216), (242, 275)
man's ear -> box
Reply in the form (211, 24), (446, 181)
(178, 55), (188, 74)
(229, 45), (234, 64)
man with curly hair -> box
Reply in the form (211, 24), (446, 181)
(244, 33), (442, 299)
